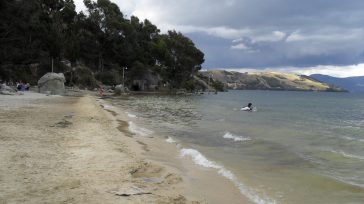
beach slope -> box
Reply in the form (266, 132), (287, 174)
(0, 93), (198, 204)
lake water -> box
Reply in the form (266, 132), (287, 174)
(109, 90), (364, 204)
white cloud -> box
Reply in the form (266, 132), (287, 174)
(251, 31), (286, 43)
(206, 26), (250, 39)
(231, 43), (249, 50)
(157, 23), (286, 45)
(152, 24), (252, 39)
(74, 0), (86, 12)
(232, 38), (243, 43)
(284, 64), (364, 78)
(286, 31), (304, 42)
(286, 29), (364, 42)
(74, 0), (136, 15)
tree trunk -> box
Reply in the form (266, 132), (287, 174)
(98, 53), (103, 72)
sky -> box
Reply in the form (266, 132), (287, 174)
(74, 0), (364, 77)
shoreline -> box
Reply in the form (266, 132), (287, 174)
(0, 92), (251, 203)
(98, 95), (252, 204)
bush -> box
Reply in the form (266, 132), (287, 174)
(95, 69), (122, 85)
(211, 80), (225, 92)
(71, 66), (99, 88)
(183, 79), (197, 92)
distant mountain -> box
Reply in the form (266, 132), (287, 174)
(310, 74), (364, 93)
(201, 70), (344, 92)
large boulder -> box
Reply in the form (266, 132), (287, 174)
(0, 84), (16, 95)
(0, 84), (25, 95)
(38, 73), (66, 95)
(114, 84), (124, 95)
(0, 84), (16, 92)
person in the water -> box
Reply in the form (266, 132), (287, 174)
(241, 103), (253, 111)
(247, 103), (252, 111)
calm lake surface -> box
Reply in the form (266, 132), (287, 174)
(109, 90), (364, 204)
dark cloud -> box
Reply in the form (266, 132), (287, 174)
(176, 0), (364, 69)
(176, 0), (364, 29)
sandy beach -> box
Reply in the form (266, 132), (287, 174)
(0, 92), (250, 204)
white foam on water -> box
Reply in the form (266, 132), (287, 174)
(166, 137), (176, 143)
(342, 136), (364, 143)
(330, 150), (364, 160)
(223, 132), (251, 142)
(317, 169), (364, 188)
(343, 136), (355, 141)
(180, 148), (277, 204)
(321, 147), (364, 161)
(128, 121), (153, 137)
(180, 149), (221, 169)
(126, 112), (137, 118)
(103, 104), (112, 109)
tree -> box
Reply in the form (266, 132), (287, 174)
(39, 0), (67, 71)
(155, 31), (204, 88)
(0, 0), (205, 91)
(83, 0), (127, 72)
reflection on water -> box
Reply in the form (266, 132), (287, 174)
(109, 91), (364, 204)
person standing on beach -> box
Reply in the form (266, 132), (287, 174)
(16, 82), (21, 91)
(99, 88), (104, 97)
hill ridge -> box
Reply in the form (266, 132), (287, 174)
(201, 70), (345, 92)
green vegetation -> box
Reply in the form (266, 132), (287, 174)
(0, 0), (204, 90)
(196, 73), (225, 92)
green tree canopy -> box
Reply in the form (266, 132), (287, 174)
(0, 0), (205, 90)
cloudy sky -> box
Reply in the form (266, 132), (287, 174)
(74, 0), (364, 77)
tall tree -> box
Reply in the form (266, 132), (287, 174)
(83, 0), (127, 72)
(39, 0), (67, 71)
(154, 31), (204, 88)
(0, 0), (205, 90)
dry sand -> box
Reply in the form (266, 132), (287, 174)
(0, 92), (250, 204)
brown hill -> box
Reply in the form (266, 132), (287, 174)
(201, 70), (345, 92)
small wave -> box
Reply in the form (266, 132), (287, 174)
(180, 149), (221, 168)
(126, 112), (137, 118)
(325, 149), (364, 160)
(180, 148), (276, 204)
(102, 104), (112, 109)
(166, 137), (176, 143)
(327, 175), (364, 188)
(128, 121), (153, 137)
(298, 153), (325, 165)
(342, 136), (364, 143)
(317, 169), (364, 188)
(223, 132), (251, 142)
(343, 136), (355, 141)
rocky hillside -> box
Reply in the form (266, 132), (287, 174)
(310, 74), (364, 93)
(201, 70), (345, 92)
